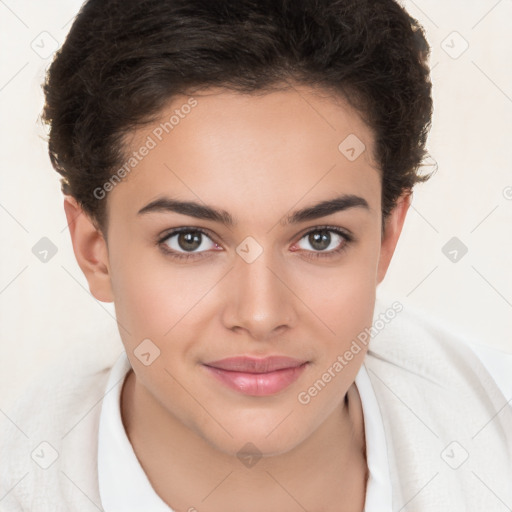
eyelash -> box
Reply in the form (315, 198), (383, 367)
(157, 225), (354, 262)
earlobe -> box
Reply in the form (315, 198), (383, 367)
(376, 191), (412, 285)
(63, 195), (114, 303)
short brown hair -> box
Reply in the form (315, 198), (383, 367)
(41, 0), (434, 236)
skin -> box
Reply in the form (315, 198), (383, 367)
(63, 84), (411, 512)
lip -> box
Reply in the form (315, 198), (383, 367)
(202, 356), (309, 396)
(204, 356), (308, 373)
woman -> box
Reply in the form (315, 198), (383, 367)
(1, 0), (510, 510)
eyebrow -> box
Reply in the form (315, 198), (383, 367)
(137, 194), (370, 226)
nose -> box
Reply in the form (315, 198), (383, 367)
(221, 247), (298, 341)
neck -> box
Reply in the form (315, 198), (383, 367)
(121, 369), (368, 512)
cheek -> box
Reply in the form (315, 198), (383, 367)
(110, 247), (222, 345)
(299, 240), (380, 341)
(107, 239), (173, 339)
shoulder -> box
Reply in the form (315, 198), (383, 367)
(0, 343), (122, 511)
(366, 296), (503, 394)
(363, 296), (512, 508)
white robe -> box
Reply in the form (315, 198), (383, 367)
(1, 297), (511, 511)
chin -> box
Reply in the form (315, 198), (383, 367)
(197, 418), (310, 460)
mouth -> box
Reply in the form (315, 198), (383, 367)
(202, 356), (310, 396)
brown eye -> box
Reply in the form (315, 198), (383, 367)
(159, 228), (218, 257)
(176, 231), (203, 251)
(307, 230), (332, 251)
(297, 228), (349, 254)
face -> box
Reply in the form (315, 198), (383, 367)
(65, 84), (410, 457)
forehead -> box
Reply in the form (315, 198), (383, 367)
(106, 85), (380, 225)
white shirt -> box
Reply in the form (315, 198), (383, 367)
(2, 299), (510, 510)
(97, 351), (393, 512)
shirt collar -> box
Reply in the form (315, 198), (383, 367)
(97, 351), (392, 512)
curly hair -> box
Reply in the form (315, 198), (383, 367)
(41, 0), (434, 236)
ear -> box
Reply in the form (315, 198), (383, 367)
(63, 195), (114, 303)
(376, 190), (412, 285)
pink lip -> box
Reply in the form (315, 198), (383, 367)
(202, 356), (309, 396)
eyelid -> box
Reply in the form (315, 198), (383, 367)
(291, 225), (354, 258)
(157, 226), (219, 248)
(294, 224), (354, 243)
(157, 224), (355, 260)
(158, 224), (353, 245)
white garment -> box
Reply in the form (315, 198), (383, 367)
(465, 341), (512, 399)
(1, 297), (511, 511)
(97, 352), (393, 512)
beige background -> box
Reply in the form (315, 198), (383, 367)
(1, 0), (511, 410)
